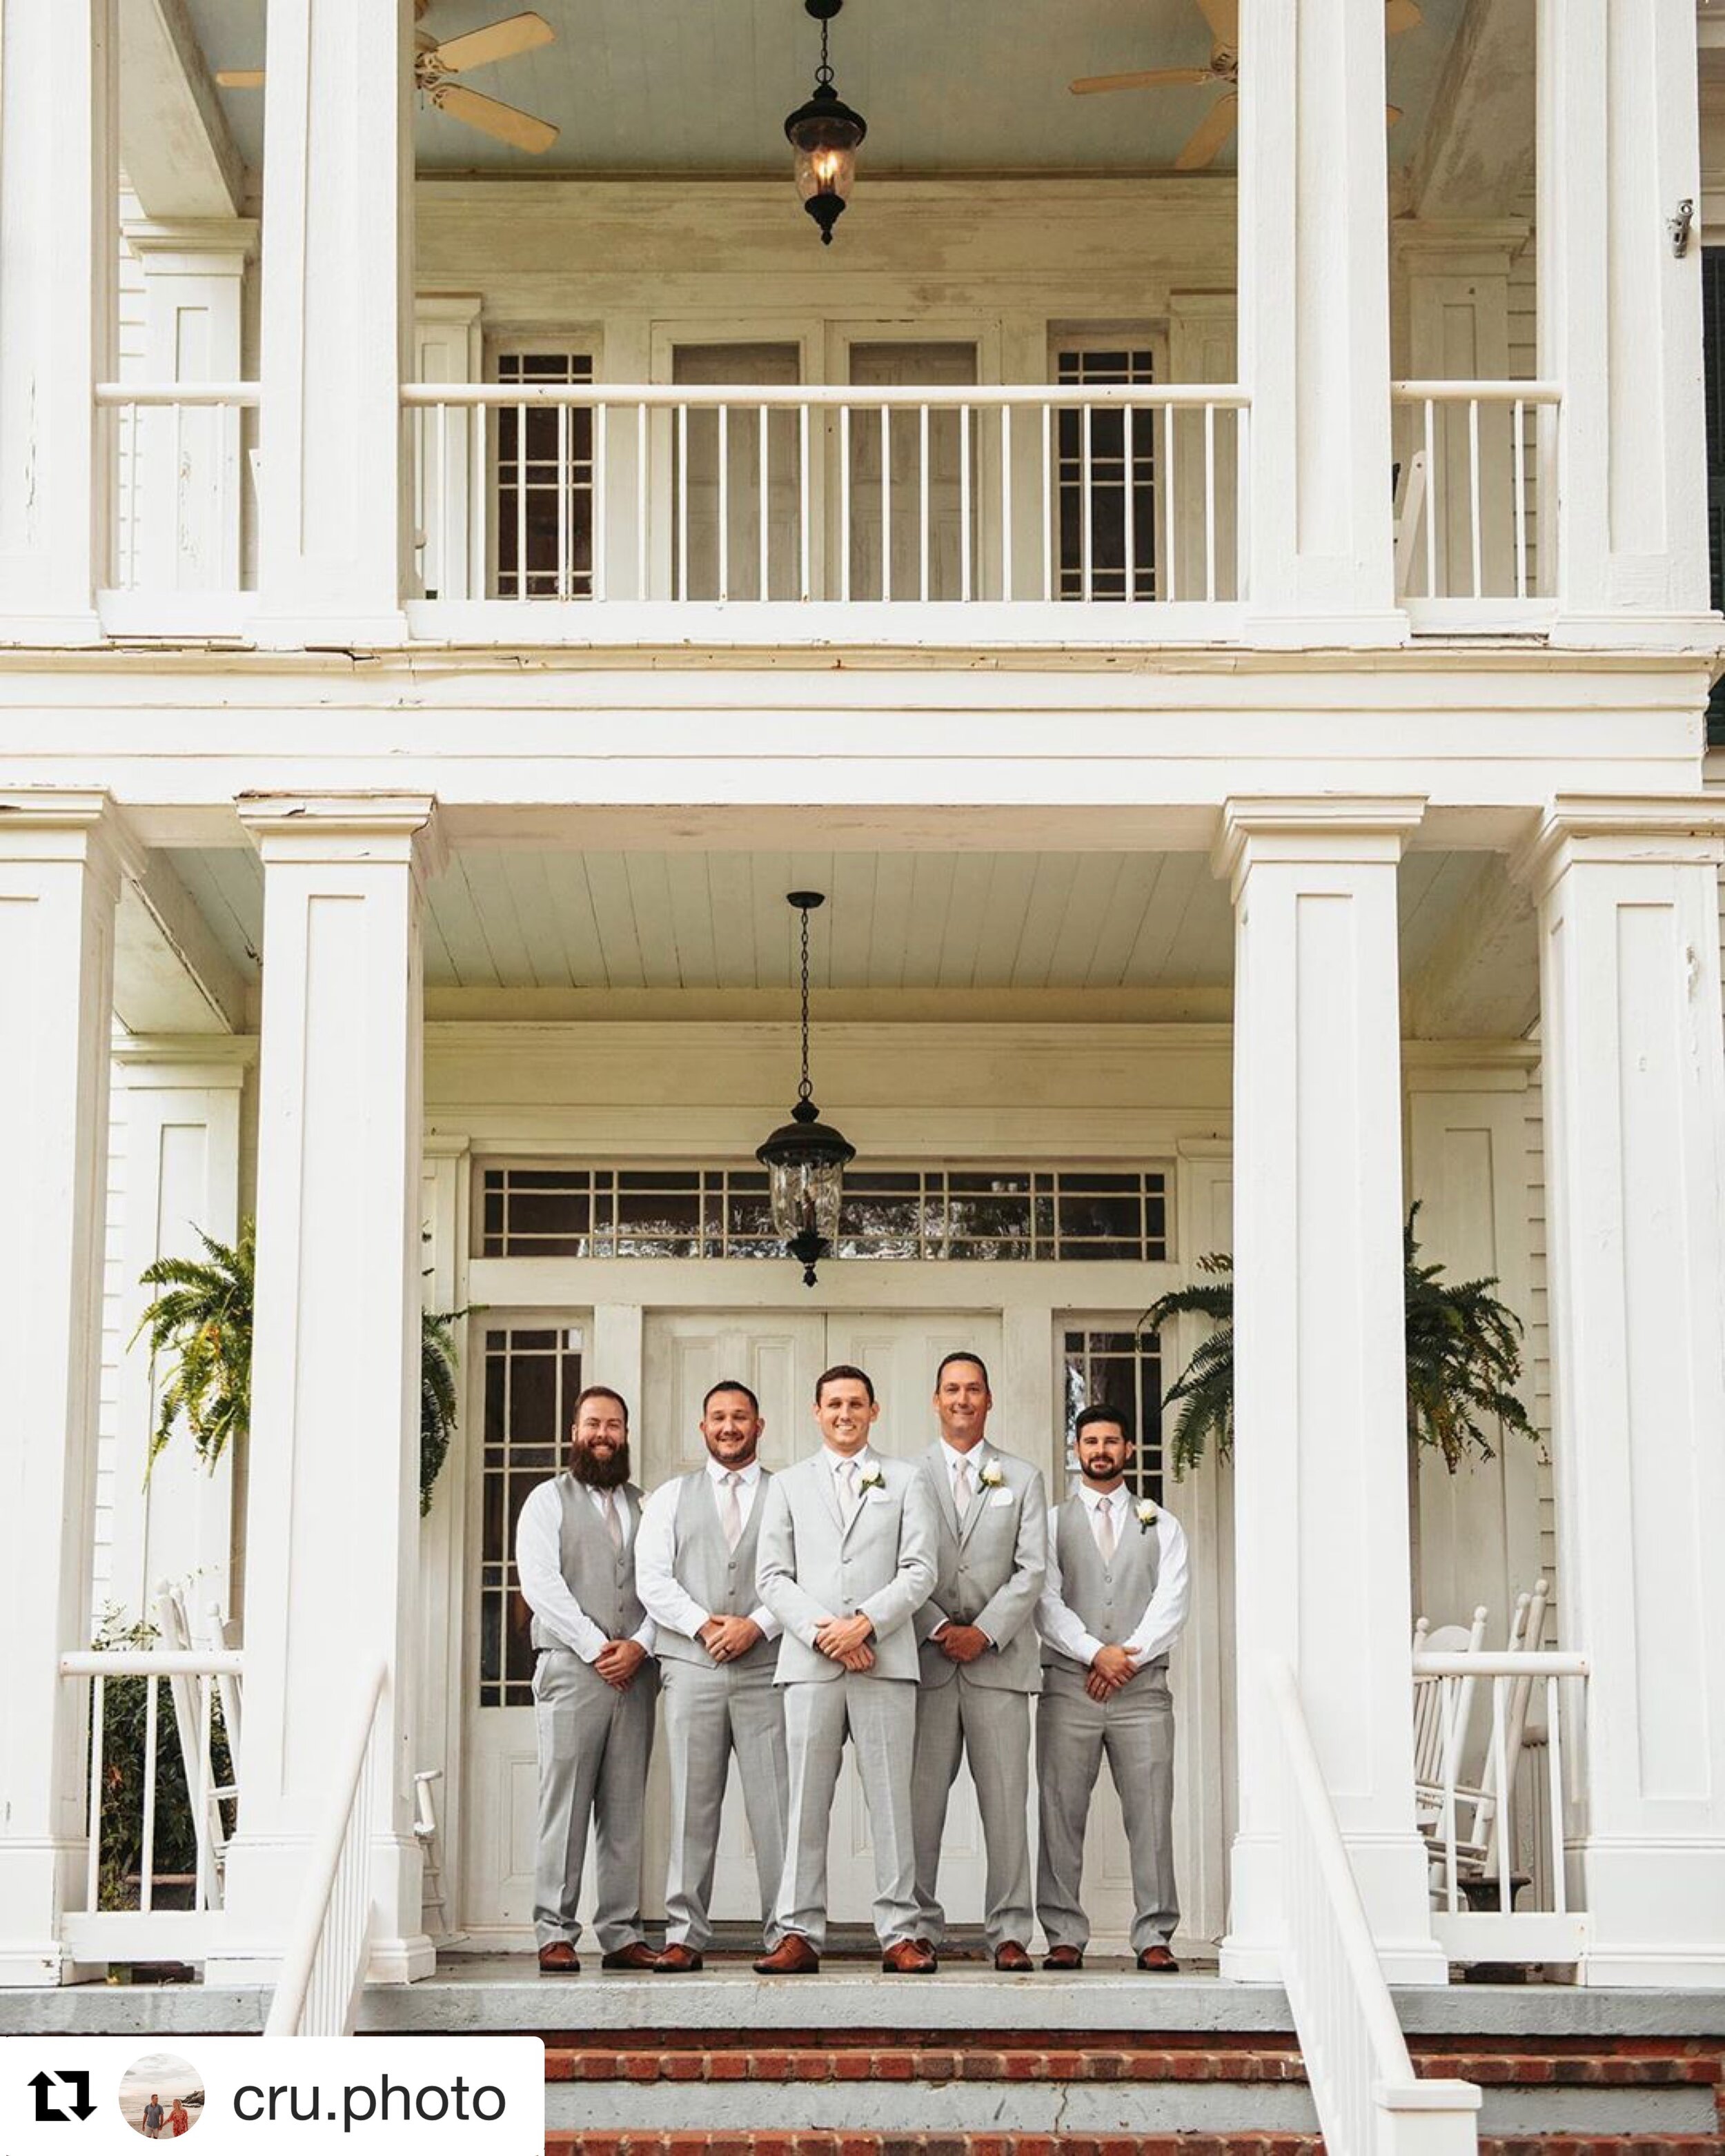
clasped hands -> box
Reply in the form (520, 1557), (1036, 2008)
(814, 1611), (876, 1672)
(698, 1614), (764, 1665)
(934, 1622), (992, 1665)
(594, 1637), (648, 1691)
(1085, 1642), (1138, 1702)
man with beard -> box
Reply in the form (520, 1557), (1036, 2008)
(635, 1378), (788, 1971)
(753, 1365), (940, 1974)
(1034, 1403), (1190, 1972)
(515, 1383), (660, 1973)
(909, 1352), (1047, 1971)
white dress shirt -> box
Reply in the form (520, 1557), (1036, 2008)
(1034, 1485), (1191, 1673)
(930, 1437), (994, 1641)
(515, 1474), (657, 1664)
(635, 1456), (780, 1641)
(828, 1443), (880, 1503)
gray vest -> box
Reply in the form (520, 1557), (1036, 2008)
(653, 1466), (778, 1677)
(529, 1472), (646, 1651)
(1041, 1493), (1165, 1676)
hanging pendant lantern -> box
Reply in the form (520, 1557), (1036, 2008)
(784, 0), (867, 246)
(756, 891), (855, 1286)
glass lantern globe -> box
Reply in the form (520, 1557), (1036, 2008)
(756, 1102), (855, 1287)
(785, 82), (867, 245)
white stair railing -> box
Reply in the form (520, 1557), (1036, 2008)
(1267, 1656), (1481, 2156)
(264, 1663), (388, 2038)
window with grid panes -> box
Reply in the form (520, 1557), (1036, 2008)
(478, 1325), (585, 1707)
(1056, 346), (1157, 601)
(1062, 1327), (1165, 1503)
(479, 1163), (1169, 1262)
(494, 352), (595, 600)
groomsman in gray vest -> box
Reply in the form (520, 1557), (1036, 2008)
(635, 1378), (789, 1971)
(910, 1351), (1047, 1970)
(1035, 1402), (1190, 1972)
(753, 1364), (940, 1974)
(515, 1383), (660, 1975)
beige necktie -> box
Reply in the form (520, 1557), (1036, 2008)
(954, 1457), (973, 1512)
(720, 1471), (743, 1552)
(1095, 1495), (1116, 1565)
(602, 1489), (623, 1552)
(840, 1458), (860, 1521)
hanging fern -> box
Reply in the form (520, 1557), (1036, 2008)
(1141, 1204), (1537, 1478)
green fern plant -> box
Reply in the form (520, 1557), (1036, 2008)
(135, 1218), (467, 1515)
(1142, 1203), (1537, 1477)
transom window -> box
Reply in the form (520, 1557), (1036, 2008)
(478, 1325), (584, 1708)
(478, 1164), (1169, 1262)
(1063, 1325), (1165, 1503)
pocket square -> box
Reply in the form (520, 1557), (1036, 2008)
(989, 1490), (1014, 1507)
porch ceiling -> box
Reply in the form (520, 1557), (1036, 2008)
(179, 0), (1470, 181)
(165, 844), (1500, 999)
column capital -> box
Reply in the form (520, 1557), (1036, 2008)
(1212, 795), (1428, 895)
(236, 793), (447, 881)
(1509, 794), (1725, 896)
(111, 1036), (258, 1089)
(121, 217), (259, 273)
(0, 791), (144, 887)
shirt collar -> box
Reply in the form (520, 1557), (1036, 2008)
(705, 1456), (760, 1487)
(829, 1445), (875, 1475)
(1081, 1482), (1125, 1512)
(940, 1436), (989, 1474)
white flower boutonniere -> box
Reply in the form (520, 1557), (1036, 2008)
(858, 1463), (887, 1494)
(1136, 1498), (1159, 1535)
(978, 1459), (1005, 1490)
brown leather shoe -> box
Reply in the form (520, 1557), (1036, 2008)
(653, 1942), (704, 1973)
(994, 1940), (1034, 1972)
(1041, 1944), (1084, 1970)
(599, 1941), (660, 1970)
(881, 1937), (937, 1974)
(752, 1933), (820, 1975)
(1137, 1944), (1180, 1972)
(538, 1941), (580, 1975)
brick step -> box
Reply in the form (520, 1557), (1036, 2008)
(544, 2137), (1725, 2155)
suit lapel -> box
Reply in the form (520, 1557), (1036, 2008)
(811, 1453), (844, 1533)
(925, 1443), (960, 1540)
(956, 1454), (994, 1548)
(838, 1454), (881, 1547)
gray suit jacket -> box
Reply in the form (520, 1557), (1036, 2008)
(756, 1449), (938, 1685)
(913, 1441), (1047, 1693)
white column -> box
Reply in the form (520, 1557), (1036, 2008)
(1512, 799), (1725, 1986)
(1237, 0), (1400, 645)
(0, 0), (117, 644)
(213, 798), (444, 1984)
(122, 219), (257, 594)
(0, 793), (132, 1985)
(1537, 0), (1710, 635)
(250, 0), (413, 646)
(107, 1038), (256, 1625)
(1214, 799), (1446, 1984)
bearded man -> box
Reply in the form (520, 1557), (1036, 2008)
(515, 1383), (660, 1974)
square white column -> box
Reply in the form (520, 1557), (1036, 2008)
(1537, 0), (1710, 638)
(0, 0), (117, 645)
(1237, 0), (1401, 646)
(213, 798), (444, 1984)
(0, 793), (132, 1985)
(1214, 799), (1446, 1985)
(107, 1038), (257, 1626)
(1512, 798), (1725, 1985)
(249, 0), (413, 647)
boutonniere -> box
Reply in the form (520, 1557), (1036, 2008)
(978, 1459), (1005, 1490)
(1136, 1499), (1159, 1534)
(858, 1463), (887, 1493)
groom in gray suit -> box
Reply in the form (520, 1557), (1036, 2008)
(635, 1378), (789, 1971)
(911, 1352), (1047, 1970)
(754, 1364), (940, 1973)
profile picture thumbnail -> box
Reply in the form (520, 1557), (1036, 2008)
(119, 2054), (204, 2139)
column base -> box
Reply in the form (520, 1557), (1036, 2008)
(246, 611), (412, 651)
(1244, 609), (1412, 650)
(0, 611), (104, 647)
(1550, 609), (1723, 651)
(1575, 1837), (1725, 1989)
(1222, 1827), (1450, 1987)
(0, 1841), (101, 1987)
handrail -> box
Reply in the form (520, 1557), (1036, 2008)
(1267, 1656), (1480, 2156)
(1414, 1650), (1587, 1677)
(1391, 379), (1561, 404)
(264, 1662), (387, 2039)
(402, 380), (1248, 409)
(95, 383), (260, 408)
(61, 1650), (246, 1677)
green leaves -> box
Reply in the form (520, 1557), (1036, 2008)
(1141, 1206), (1536, 1478)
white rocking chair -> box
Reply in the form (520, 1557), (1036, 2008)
(152, 1581), (241, 1905)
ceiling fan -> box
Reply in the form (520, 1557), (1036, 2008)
(215, 4), (560, 156)
(1070, 0), (1420, 171)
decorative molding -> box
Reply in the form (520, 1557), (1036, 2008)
(1211, 795), (1428, 893)
(1508, 794), (1725, 893)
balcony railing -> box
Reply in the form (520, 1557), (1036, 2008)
(1391, 380), (1561, 629)
(96, 382), (259, 638)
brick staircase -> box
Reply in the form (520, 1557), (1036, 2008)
(540, 2026), (1725, 2153)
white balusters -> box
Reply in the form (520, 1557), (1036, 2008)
(1391, 382), (1560, 609)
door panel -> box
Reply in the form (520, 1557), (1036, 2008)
(846, 344), (978, 602)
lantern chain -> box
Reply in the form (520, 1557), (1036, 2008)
(797, 902), (814, 1105)
(816, 13), (833, 88)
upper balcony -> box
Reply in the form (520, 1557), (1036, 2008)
(0, 0), (1711, 663)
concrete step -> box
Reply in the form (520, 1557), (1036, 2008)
(542, 2139), (1725, 2155)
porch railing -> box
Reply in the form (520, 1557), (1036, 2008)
(1414, 1646), (1588, 1966)
(95, 382), (258, 635)
(403, 381), (1249, 629)
(265, 1661), (386, 2037)
(57, 1644), (244, 1965)
(1390, 380), (1560, 623)
(1268, 1656), (1481, 2156)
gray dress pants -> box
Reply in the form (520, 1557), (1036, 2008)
(661, 1658), (789, 1950)
(531, 1646), (656, 1952)
(1035, 1670), (1178, 1955)
(775, 1674), (918, 1951)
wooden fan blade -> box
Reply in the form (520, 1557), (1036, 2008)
(1193, 0), (1240, 50)
(1385, 0), (1423, 32)
(215, 69), (265, 88)
(428, 11), (555, 76)
(1172, 91), (1238, 170)
(1070, 68), (1216, 95)
(428, 82), (559, 153)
